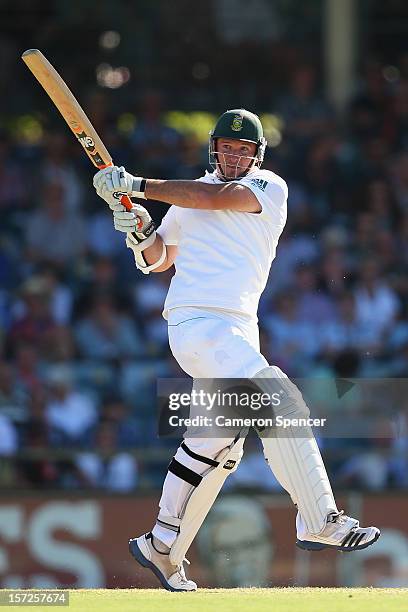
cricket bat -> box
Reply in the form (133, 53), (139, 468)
(21, 48), (133, 212)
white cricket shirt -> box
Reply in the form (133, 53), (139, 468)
(157, 168), (288, 320)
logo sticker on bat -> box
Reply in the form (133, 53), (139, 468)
(75, 131), (105, 166)
(76, 131), (95, 151)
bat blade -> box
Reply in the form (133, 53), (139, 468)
(22, 49), (112, 168)
(21, 49), (133, 212)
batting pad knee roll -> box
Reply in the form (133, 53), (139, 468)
(254, 365), (310, 420)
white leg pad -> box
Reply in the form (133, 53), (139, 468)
(254, 366), (338, 535)
(169, 436), (244, 566)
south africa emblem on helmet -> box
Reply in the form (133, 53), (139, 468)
(231, 114), (243, 131)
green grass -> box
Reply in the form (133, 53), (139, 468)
(4, 588), (407, 612)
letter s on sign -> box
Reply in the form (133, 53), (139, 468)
(28, 501), (104, 587)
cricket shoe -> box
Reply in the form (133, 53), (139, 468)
(129, 532), (197, 592)
(296, 511), (380, 552)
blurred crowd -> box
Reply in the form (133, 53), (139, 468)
(1, 58), (408, 493)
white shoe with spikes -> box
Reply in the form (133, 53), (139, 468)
(129, 533), (197, 591)
(296, 511), (380, 552)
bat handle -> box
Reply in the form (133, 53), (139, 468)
(120, 193), (133, 212)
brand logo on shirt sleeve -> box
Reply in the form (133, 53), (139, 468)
(250, 178), (268, 192)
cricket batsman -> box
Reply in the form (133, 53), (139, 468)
(93, 109), (380, 591)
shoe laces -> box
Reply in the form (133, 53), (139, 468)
(176, 558), (190, 582)
(328, 510), (347, 526)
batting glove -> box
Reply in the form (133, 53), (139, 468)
(93, 166), (146, 199)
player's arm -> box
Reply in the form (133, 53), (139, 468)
(93, 166), (261, 213)
(145, 179), (261, 213)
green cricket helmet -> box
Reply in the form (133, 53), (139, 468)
(209, 108), (267, 180)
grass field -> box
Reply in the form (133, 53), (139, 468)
(4, 588), (407, 612)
